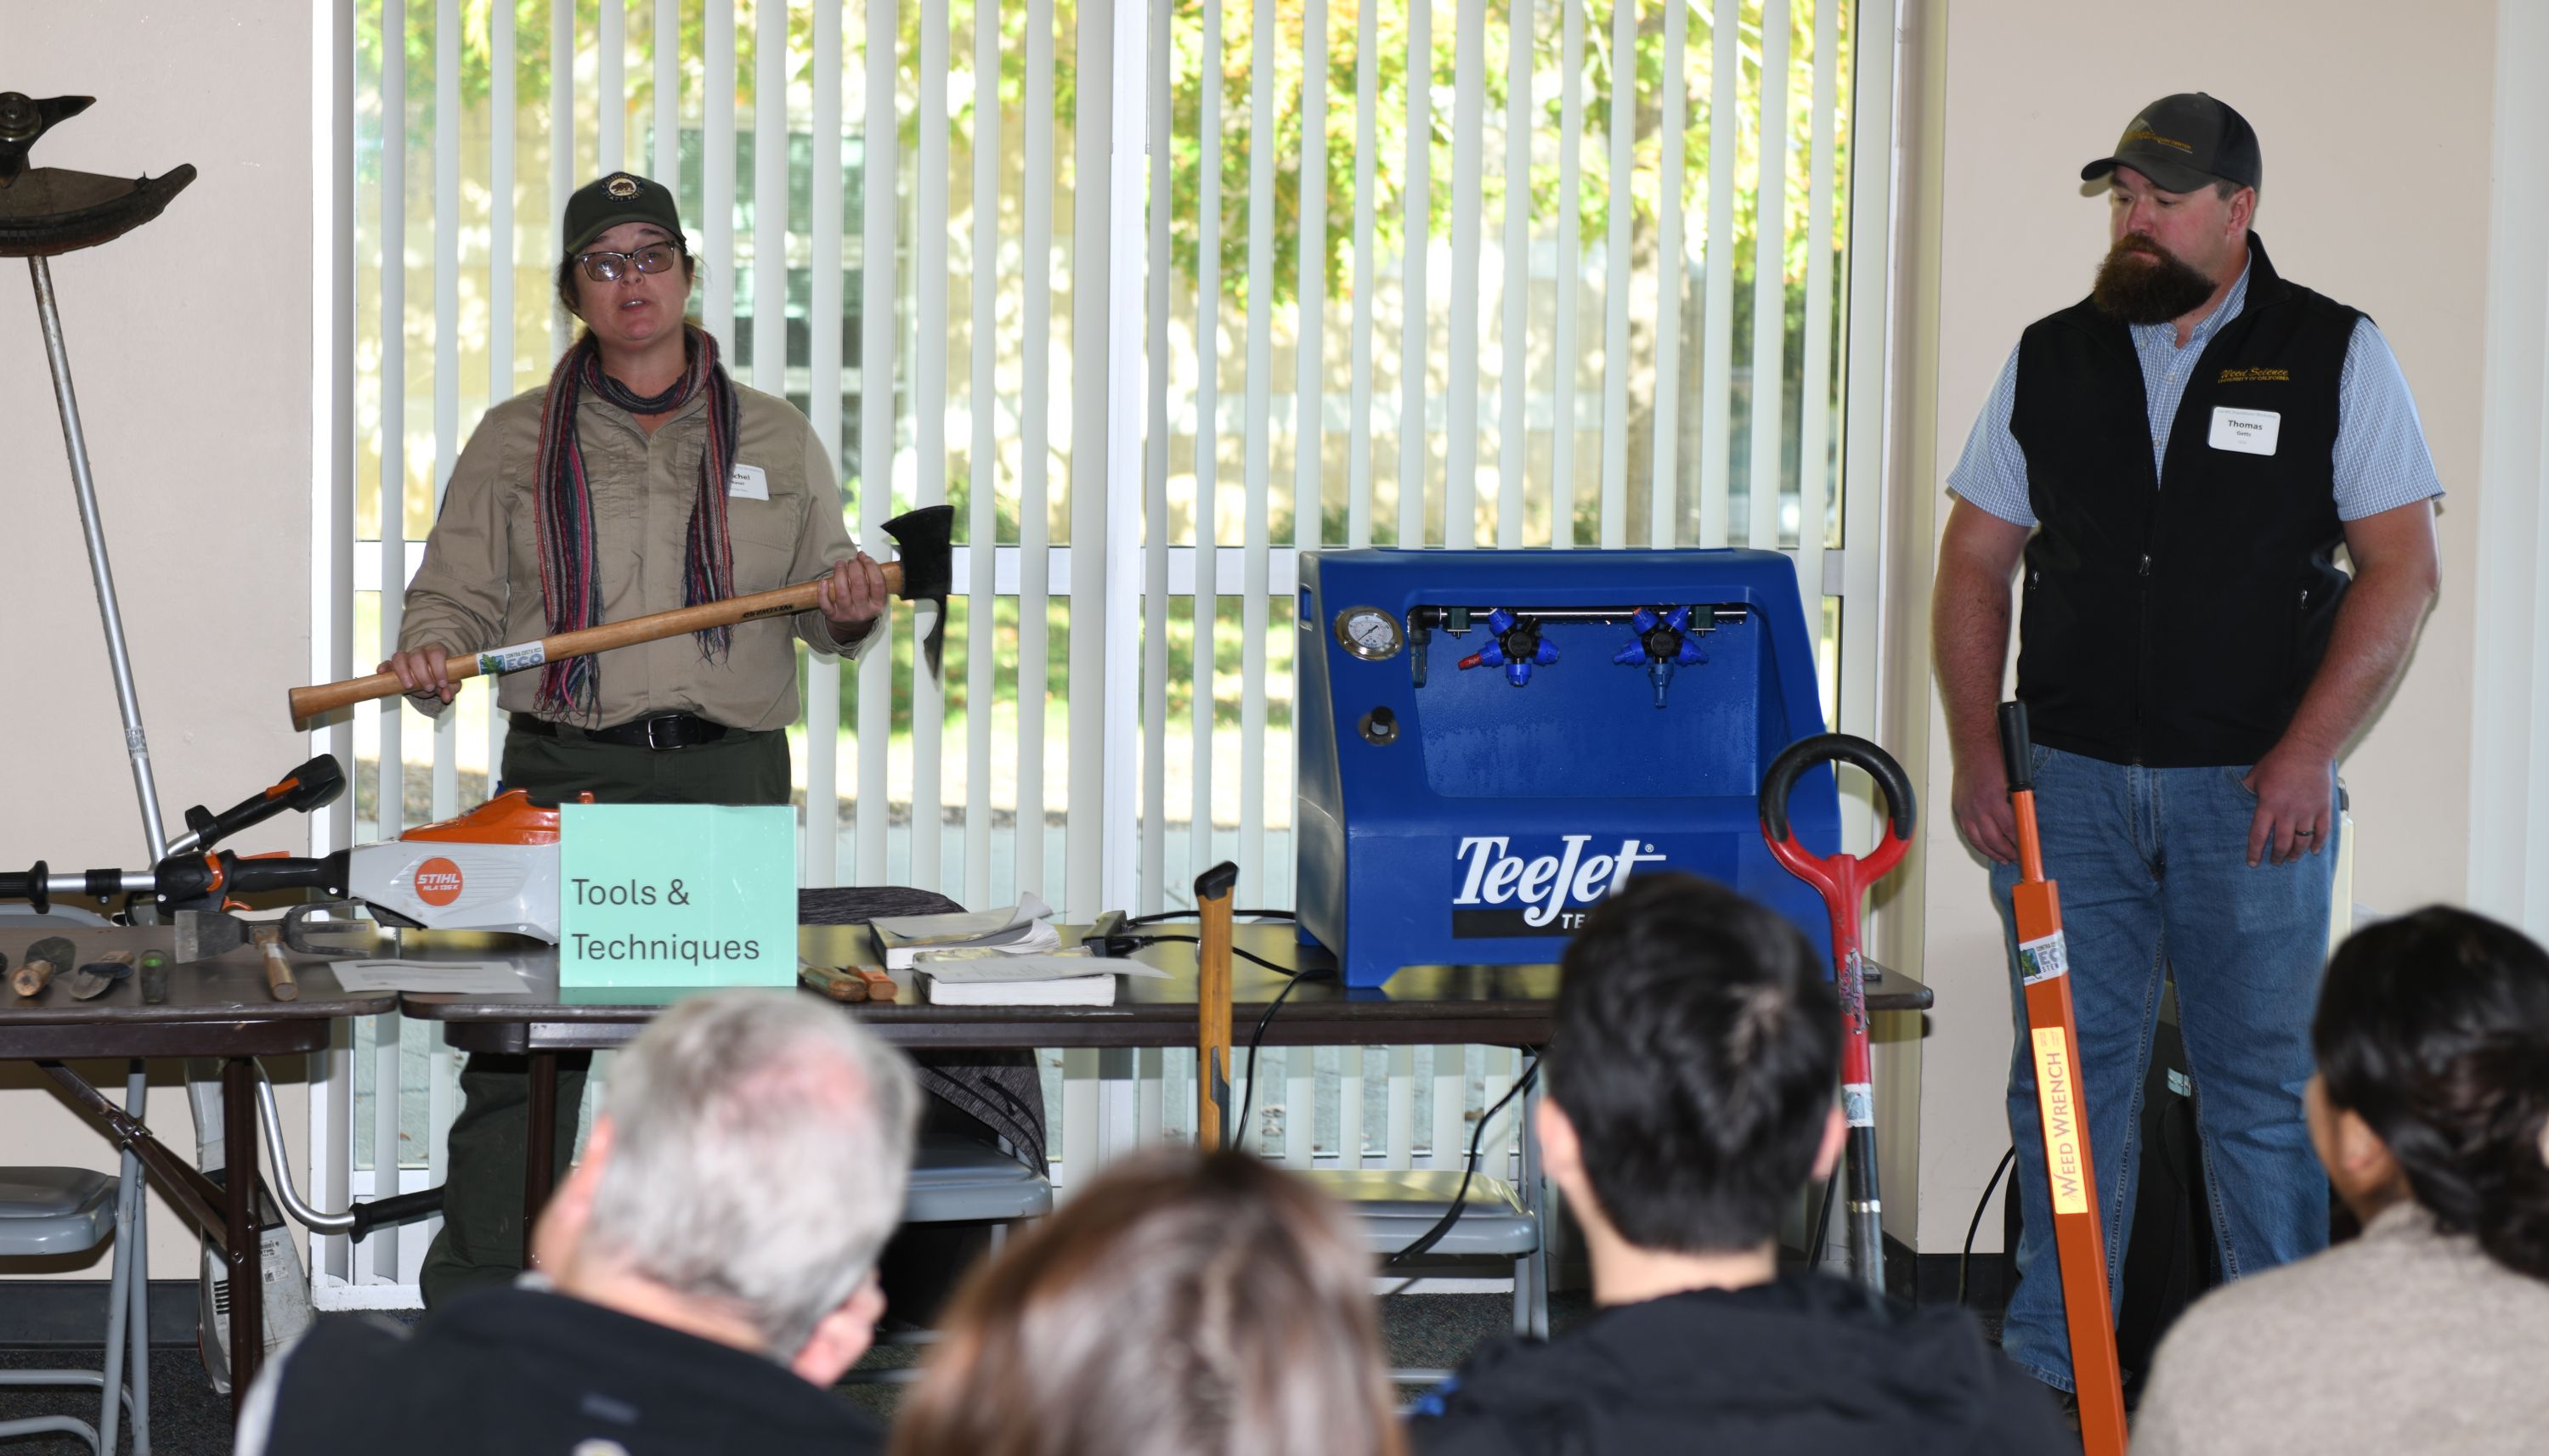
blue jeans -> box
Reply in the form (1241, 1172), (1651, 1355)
(1991, 745), (2336, 1392)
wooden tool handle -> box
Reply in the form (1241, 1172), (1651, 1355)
(258, 938), (301, 1002)
(800, 964), (865, 1002)
(288, 561), (908, 725)
(850, 966), (898, 1003)
(1194, 861), (1240, 1150)
(11, 960), (54, 998)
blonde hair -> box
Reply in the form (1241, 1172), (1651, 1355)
(890, 1149), (1404, 1456)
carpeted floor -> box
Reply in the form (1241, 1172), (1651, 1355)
(0, 1291), (1589, 1454)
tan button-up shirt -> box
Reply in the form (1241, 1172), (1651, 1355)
(397, 381), (867, 732)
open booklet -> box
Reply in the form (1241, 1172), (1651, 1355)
(868, 893), (1061, 968)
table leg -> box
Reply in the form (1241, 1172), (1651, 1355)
(522, 1049), (558, 1265)
(222, 1056), (263, 1412)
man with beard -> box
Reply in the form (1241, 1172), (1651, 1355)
(1931, 93), (2442, 1404)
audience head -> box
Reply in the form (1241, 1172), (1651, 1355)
(890, 1148), (1404, 1456)
(1544, 872), (1843, 1256)
(2313, 906), (2549, 1280)
(532, 989), (920, 1379)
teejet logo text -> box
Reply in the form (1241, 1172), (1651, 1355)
(1451, 835), (1668, 936)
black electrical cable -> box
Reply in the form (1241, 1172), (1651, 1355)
(1228, 967), (1328, 1151)
(1102, 930), (1298, 976)
(1959, 1145), (2019, 1307)
(1387, 1056), (1541, 1267)
(1124, 906), (1297, 926)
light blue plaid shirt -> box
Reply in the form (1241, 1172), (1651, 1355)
(1948, 260), (2444, 527)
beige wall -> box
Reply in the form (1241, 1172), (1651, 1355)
(1885, 0), (2500, 1251)
(0, 6), (317, 1276)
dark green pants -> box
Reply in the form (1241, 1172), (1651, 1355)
(418, 723), (788, 1306)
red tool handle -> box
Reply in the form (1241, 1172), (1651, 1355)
(1760, 733), (1916, 1290)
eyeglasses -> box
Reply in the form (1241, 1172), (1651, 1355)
(575, 243), (685, 283)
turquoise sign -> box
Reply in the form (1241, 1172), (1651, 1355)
(558, 804), (797, 990)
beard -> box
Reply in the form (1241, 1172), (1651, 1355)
(2091, 234), (2218, 324)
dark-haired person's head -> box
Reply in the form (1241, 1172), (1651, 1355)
(1541, 872), (1843, 1267)
(2311, 906), (2549, 1282)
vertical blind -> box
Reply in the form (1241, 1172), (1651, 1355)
(333, 0), (1894, 923)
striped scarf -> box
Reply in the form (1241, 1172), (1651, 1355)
(531, 324), (738, 720)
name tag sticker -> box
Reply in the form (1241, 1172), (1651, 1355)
(727, 463), (770, 500)
(2207, 406), (2281, 456)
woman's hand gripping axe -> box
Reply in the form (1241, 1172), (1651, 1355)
(1761, 734), (1917, 1291)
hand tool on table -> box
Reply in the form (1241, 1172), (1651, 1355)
(65, 948), (134, 1000)
(287, 503), (958, 726)
(800, 964), (898, 1002)
(1761, 735), (1917, 1293)
(1999, 701), (2128, 1456)
(1194, 861), (1239, 1150)
(249, 925), (298, 1002)
(801, 964), (863, 1002)
(11, 937), (74, 998)
(174, 902), (382, 962)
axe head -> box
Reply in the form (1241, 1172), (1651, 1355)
(881, 504), (956, 679)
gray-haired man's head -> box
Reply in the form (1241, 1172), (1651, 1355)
(534, 990), (919, 1369)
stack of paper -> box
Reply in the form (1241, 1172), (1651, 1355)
(917, 951), (1170, 1007)
(869, 894), (1061, 970)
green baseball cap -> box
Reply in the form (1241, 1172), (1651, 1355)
(2081, 93), (2261, 195)
(561, 171), (685, 257)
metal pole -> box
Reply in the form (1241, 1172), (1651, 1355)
(29, 254), (168, 864)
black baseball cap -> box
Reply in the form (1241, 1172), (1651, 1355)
(562, 171), (685, 257)
(2081, 93), (2261, 195)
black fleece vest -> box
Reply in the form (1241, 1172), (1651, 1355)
(2008, 234), (2360, 768)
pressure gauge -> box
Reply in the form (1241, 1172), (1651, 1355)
(1333, 606), (1404, 662)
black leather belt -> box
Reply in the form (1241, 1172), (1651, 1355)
(511, 712), (737, 751)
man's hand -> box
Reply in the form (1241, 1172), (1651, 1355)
(1952, 753), (2021, 865)
(382, 646), (457, 706)
(816, 552), (889, 645)
(1932, 499), (2032, 865)
(2243, 739), (2335, 868)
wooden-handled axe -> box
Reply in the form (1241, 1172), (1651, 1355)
(286, 504), (957, 727)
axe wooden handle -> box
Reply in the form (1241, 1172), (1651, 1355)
(288, 562), (908, 726)
(11, 958), (54, 998)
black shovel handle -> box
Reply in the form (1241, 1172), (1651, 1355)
(1761, 734), (1918, 845)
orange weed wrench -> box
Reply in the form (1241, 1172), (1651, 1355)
(1999, 701), (2128, 1456)
(1761, 734), (1916, 1291)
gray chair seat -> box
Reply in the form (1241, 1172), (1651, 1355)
(0, 1168), (116, 1258)
(1308, 1167), (1539, 1257)
(901, 1132), (1053, 1224)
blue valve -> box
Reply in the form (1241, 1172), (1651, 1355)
(1616, 606), (1708, 707)
(1460, 610), (1557, 686)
